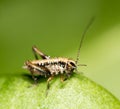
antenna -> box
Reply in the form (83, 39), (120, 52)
(76, 17), (95, 65)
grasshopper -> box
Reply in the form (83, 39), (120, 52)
(23, 17), (94, 92)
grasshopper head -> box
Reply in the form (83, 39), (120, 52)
(67, 60), (77, 71)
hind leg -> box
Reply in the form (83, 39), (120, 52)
(32, 45), (50, 60)
(25, 60), (47, 84)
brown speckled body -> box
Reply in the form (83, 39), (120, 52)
(23, 46), (77, 91)
(25, 57), (76, 78)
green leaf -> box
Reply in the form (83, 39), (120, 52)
(0, 73), (120, 109)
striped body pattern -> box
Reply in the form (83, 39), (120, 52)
(25, 57), (76, 78)
(23, 46), (78, 89)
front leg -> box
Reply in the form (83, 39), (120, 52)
(32, 45), (50, 60)
(60, 74), (66, 82)
(63, 73), (71, 81)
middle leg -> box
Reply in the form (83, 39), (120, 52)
(46, 76), (54, 96)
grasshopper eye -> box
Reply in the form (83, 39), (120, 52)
(69, 62), (76, 68)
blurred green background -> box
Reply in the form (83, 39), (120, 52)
(0, 0), (120, 100)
